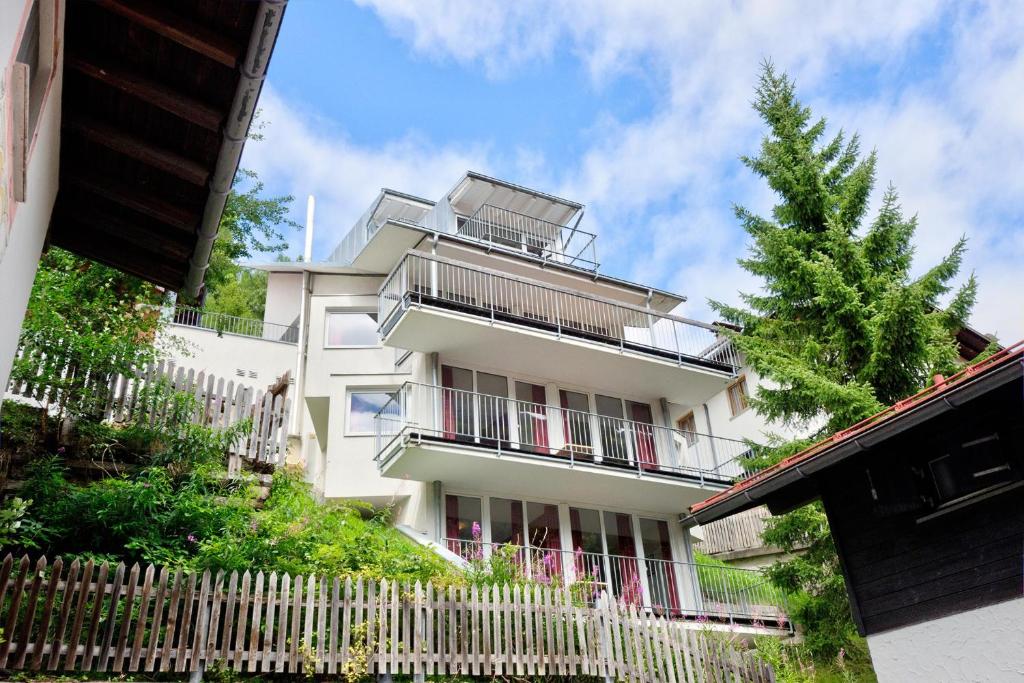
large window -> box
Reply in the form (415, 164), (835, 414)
(325, 311), (379, 347)
(347, 389), (397, 435)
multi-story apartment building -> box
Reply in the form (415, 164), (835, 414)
(169, 172), (792, 631)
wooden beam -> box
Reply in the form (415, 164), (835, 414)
(66, 56), (224, 131)
(53, 205), (195, 261)
(50, 223), (186, 291)
(65, 117), (210, 186)
(63, 174), (198, 234)
(93, 0), (241, 69)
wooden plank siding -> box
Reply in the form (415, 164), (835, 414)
(0, 555), (775, 682)
(817, 379), (1024, 635)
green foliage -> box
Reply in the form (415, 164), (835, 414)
(201, 169), (299, 311)
(0, 497), (39, 550)
(754, 634), (876, 683)
(10, 248), (170, 424)
(713, 63), (978, 435)
(11, 427), (453, 584)
(203, 268), (270, 320)
(713, 62), (980, 661)
(693, 551), (789, 610)
(0, 401), (44, 455)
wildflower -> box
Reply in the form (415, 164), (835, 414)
(187, 533), (198, 544)
(471, 521), (482, 541)
(57, 446), (66, 454)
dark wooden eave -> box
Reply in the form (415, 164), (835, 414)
(50, 0), (284, 292)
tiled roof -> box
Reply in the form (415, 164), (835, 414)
(689, 338), (1024, 515)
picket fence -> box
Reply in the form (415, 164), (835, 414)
(6, 354), (291, 467)
(0, 554), (775, 682)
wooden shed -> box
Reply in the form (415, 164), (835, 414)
(688, 342), (1024, 681)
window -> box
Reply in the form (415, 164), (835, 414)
(445, 494), (482, 556)
(11, 0), (57, 202)
(325, 311), (379, 347)
(726, 375), (749, 416)
(676, 412), (697, 446)
(347, 390), (397, 434)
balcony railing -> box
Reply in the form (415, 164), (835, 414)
(378, 252), (741, 375)
(458, 204), (599, 271)
(169, 306), (299, 344)
(444, 538), (789, 626)
(374, 382), (753, 484)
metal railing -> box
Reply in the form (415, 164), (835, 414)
(378, 251), (741, 374)
(374, 382), (753, 483)
(444, 538), (788, 625)
(458, 204), (599, 271)
(169, 306), (299, 344)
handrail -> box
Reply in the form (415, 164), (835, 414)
(458, 204), (599, 271)
(168, 306), (299, 344)
(377, 251), (741, 374)
(442, 538), (789, 623)
(373, 381), (753, 482)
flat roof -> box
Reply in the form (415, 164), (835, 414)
(688, 339), (1024, 524)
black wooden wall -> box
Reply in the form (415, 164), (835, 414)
(819, 378), (1024, 635)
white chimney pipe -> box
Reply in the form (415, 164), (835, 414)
(304, 194), (315, 262)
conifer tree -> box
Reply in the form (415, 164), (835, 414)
(712, 63), (981, 657)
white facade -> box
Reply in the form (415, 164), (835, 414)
(0, 0), (64, 395)
(167, 173), (792, 629)
(866, 597), (1024, 682)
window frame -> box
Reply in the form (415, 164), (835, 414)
(324, 309), (381, 349)
(345, 387), (399, 436)
(676, 411), (697, 446)
(726, 375), (749, 417)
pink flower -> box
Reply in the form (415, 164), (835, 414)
(471, 521), (482, 541)
(187, 533), (198, 544)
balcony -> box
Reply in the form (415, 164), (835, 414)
(374, 382), (753, 512)
(169, 306), (299, 344)
(457, 204), (598, 271)
(444, 539), (789, 629)
(378, 252), (740, 406)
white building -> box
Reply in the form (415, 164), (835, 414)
(170, 172), (792, 631)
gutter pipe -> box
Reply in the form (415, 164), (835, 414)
(183, 0), (288, 297)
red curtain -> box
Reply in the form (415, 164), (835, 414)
(442, 366), (455, 439)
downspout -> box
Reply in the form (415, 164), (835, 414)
(182, 0), (288, 297)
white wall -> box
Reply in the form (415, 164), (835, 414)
(866, 597), (1024, 682)
(264, 271), (302, 326)
(0, 0), (64, 397)
(162, 324), (297, 387)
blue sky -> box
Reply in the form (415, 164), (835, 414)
(241, 1), (1024, 340)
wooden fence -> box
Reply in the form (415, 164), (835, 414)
(0, 554), (775, 682)
(6, 355), (291, 467)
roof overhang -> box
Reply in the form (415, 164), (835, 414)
(447, 171), (583, 227)
(50, 0), (287, 295)
(687, 342), (1024, 526)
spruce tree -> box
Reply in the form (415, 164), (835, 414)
(712, 63), (981, 657)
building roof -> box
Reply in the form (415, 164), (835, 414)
(49, 0), (286, 295)
(688, 339), (1024, 524)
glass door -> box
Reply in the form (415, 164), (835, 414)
(444, 494), (482, 557)
(441, 365), (475, 441)
(477, 371), (510, 446)
(595, 394), (629, 464)
(639, 518), (680, 615)
(628, 401), (658, 470)
(515, 381), (549, 453)
(559, 390), (594, 460)
(569, 507), (606, 594)
(603, 511), (642, 606)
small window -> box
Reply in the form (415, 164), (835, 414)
(12, 0), (57, 202)
(347, 390), (397, 434)
(727, 376), (749, 417)
(676, 412), (697, 446)
(325, 311), (379, 347)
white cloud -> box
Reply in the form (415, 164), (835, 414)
(242, 87), (492, 259)
(257, 1), (1024, 340)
